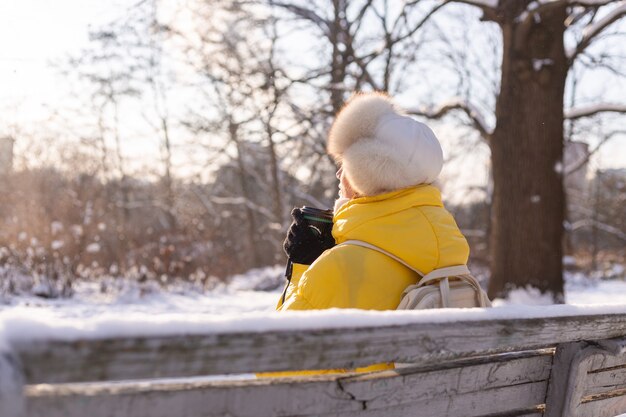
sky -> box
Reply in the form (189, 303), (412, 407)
(0, 1), (122, 123)
(0, 0), (624, 201)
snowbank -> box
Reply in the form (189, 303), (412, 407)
(2, 303), (626, 346)
(1, 265), (626, 358)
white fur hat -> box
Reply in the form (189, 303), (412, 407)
(328, 92), (443, 196)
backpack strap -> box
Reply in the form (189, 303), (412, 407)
(419, 265), (471, 286)
(340, 240), (471, 282)
(339, 240), (426, 277)
(339, 240), (488, 308)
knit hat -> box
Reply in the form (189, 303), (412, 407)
(327, 92), (443, 196)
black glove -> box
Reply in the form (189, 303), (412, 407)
(283, 208), (335, 265)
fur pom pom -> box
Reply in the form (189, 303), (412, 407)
(327, 92), (399, 159)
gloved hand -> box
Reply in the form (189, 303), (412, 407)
(283, 208), (335, 265)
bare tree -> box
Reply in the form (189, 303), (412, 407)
(181, 0), (299, 267)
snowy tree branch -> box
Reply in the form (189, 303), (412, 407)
(570, 0), (623, 6)
(515, 1), (575, 51)
(567, 0), (626, 61)
(570, 219), (626, 241)
(407, 99), (493, 140)
(452, 0), (497, 6)
(564, 103), (626, 119)
(210, 196), (278, 220)
(447, 0), (499, 21)
(516, 1), (569, 26)
(514, 1), (613, 47)
(290, 186), (328, 208)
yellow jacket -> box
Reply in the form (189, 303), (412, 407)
(278, 185), (469, 311)
(265, 185), (469, 376)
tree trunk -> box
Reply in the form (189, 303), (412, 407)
(266, 121), (284, 226)
(488, 1), (567, 301)
(229, 122), (262, 267)
(329, 0), (348, 114)
(160, 116), (178, 231)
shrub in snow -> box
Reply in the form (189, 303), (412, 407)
(50, 221), (64, 235)
(51, 240), (64, 251)
(86, 243), (101, 253)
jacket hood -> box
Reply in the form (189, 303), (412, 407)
(332, 185), (449, 270)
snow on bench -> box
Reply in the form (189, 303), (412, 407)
(2, 305), (626, 417)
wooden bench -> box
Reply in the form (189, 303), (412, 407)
(3, 308), (626, 417)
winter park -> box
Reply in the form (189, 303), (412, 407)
(1, 0), (626, 416)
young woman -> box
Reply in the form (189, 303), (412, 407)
(280, 92), (469, 312)
(273, 92), (469, 374)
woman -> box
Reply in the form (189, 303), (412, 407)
(273, 92), (469, 374)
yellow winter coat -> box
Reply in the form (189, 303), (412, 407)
(266, 185), (469, 376)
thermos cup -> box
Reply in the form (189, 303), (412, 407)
(299, 206), (334, 238)
(282, 206), (334, 303)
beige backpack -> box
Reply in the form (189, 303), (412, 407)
(339, 240), (491, 309)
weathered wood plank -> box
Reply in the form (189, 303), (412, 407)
(584, 366), (626, 396)
(25, 351), (552, 417)
(338, 351), (553, 409)
(26, 377), (357, 417)
(575, 390), (626, 417)
(14, 312), (626, 384)
(588, 350), (626, 372)
(302, 408), (545, 417)
(297, 383), (548, 417)
(26, 381), (549, 417)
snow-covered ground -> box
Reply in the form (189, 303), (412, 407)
(1, 266), (626, 321)
(0, 266), (624, 352)
(0, 266), (284, 319)
(1, 267), (626, 349)
(0, 265), (625, 348)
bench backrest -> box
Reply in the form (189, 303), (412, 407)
(4, 311), (626, 417)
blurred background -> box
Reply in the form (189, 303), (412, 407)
(0, 0), (624, 301)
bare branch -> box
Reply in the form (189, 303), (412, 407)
(348, 1), (449, 91)
(350, 0), (376, 34)
(391, 2), (450, 44)
(568, 0), (626, 61)
(565, 129), (626, 175)
(407, 98), (493, 140)
(268, 1), (330, 34)
(564, 103), (626, 119)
